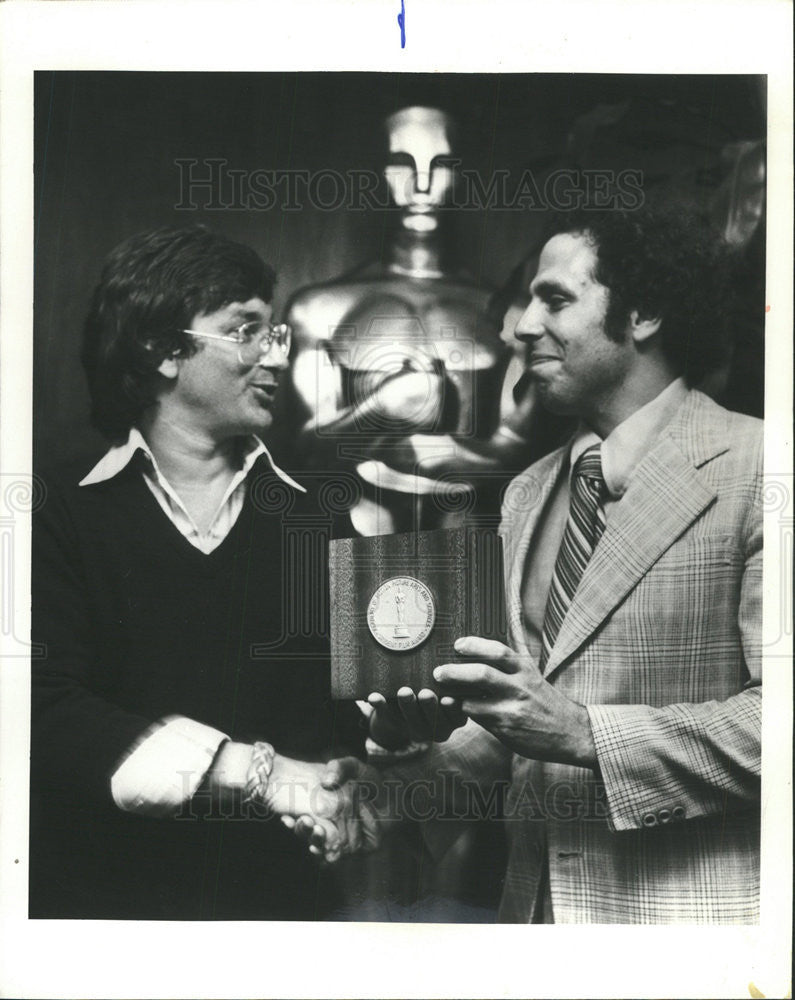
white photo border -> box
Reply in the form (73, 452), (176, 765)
(1, 2), (792, 998)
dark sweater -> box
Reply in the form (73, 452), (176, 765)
(30, 453), (363, 919)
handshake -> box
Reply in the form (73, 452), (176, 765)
(264, 634), (561, 861)
(279, 686), (466, 863)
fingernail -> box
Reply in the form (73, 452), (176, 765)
(433, 668), (443, 681)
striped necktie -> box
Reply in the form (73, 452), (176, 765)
(539, 444), (607, 669)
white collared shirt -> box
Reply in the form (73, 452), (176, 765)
(80, 427), (304, 554)
(567, 376), (688, 513)
(80, 428), (305, 814)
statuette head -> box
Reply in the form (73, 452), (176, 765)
(384, 107), (458, 227)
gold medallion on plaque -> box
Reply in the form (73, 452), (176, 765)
(366, 577), (436, 651)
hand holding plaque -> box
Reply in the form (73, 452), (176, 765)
(364, 688), (467, 749)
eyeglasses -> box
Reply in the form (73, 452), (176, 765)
(182, 321), (292, 366)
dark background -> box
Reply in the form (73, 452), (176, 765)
(34, 72), (766, 468)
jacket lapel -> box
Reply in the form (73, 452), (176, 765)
(542, 394), (724, 679)
(502, 447), (568, 653)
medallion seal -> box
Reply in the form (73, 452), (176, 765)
(366, 576), (435, 651)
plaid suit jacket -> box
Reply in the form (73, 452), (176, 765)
(422, 389), (762, 923)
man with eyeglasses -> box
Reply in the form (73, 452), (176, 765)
(30, 226), (377, 920)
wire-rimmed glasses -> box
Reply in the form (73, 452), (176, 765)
(182, 320), (292, 366)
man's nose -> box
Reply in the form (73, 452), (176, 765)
(513, 300), (544, 342)
(257, 343), (290, 370)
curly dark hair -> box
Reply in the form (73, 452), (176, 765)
(81, 226), (275, 439)
(545, 206), (734, 384)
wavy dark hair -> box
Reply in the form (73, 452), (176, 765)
(545, 206), (734, 384)
(81, 226), (275, 438)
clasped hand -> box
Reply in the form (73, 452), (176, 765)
(270, 757), (381, 863)
(287, 636), (596, 861)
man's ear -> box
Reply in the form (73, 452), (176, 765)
(145, 340), (180, 379)
(157, 356), (180, 379)
(628, 310), (662, 345)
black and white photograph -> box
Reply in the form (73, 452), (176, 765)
(0, 3), (792, 998)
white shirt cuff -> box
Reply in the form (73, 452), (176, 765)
(111, 716), (229, 815)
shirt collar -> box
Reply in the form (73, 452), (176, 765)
(569, 378), (688, 499)
(79, 427), (306, 493)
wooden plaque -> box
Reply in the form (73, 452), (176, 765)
(330, 526), (505, 699)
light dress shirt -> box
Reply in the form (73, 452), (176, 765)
(520, 377), (688, 658)
(79, 427), (305, 814)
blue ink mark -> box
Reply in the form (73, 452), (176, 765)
(397, 0), (406, 48)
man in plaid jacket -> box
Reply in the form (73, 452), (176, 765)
(305, 206), (762, 924)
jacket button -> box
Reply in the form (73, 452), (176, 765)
(641, 812), (657, 827)
(658, 808), (672, 824)
(672, 805), (685, 820)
